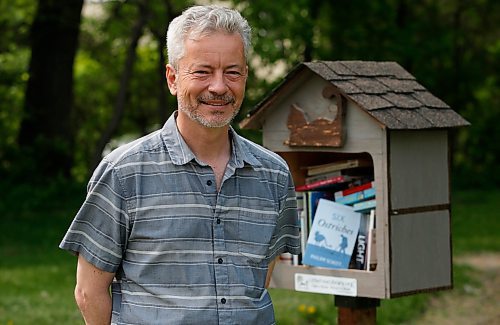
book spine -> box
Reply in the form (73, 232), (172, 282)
(365, 209), (376, 271)
(335, 181), (374, 199)
(295, 175), (346, 191)
(305, 170), (342, 184)
(353, 198), (376, 212)
(307, 159), (362, 176)
(297, 192), (308, 258)
(354, 213), (369, 270)
(335, 188), (376, 206)
(279, 252), (293, 265)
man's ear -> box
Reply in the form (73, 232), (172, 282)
(165, 64), (177, 96)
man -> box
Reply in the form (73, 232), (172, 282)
(60, 5), (300, 324)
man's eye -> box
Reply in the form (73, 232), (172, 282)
(193, 70), (209, 75)
(226, 71), (241, 76)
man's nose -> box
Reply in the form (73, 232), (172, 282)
(208, 71), (229, 94)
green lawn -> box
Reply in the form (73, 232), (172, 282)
(0, 182), (498, 324)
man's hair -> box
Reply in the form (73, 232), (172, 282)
(166, 5), (252, 68)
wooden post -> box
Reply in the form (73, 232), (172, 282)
(334, 296), (380, 325)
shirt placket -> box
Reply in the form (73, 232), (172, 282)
(213, 192), (232, 323)
(200, 164), (232, 324)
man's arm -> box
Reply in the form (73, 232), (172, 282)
(265, 257), (279, 288)
(75, 255), (116, 325)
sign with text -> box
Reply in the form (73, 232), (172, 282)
(294, 273), (357, 296)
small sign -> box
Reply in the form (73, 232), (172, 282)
(294, 273), (357, 296)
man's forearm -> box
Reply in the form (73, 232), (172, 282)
(75, 284), (112, 325)
(265, 257), (278, 288)
(75, 255), (115, 325)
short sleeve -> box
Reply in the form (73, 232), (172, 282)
(59, 159), (129, 273)
(267, 171), (301, 261)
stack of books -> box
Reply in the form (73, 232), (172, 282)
(295, 159), (372, 192)
(285, 159), (377, 271)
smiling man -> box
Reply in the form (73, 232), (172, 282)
(60, 5), (300, 325)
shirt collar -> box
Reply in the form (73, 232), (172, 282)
(160, 111), (262, 168)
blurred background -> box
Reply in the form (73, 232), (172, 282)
(0, 0), (498, 324)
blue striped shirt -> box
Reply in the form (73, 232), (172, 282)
(60, 112), (300, 324)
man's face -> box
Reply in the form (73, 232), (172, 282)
(166, 31), (248, 128)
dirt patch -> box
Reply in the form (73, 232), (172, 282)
(411, 253), (500, 325)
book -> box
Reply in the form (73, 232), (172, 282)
(305, 159), (372, 176)
(296, 192), (308, 258)
(335, 181), (374, 199)
(352, 211), (372, 270)
(295, 175), (359, 192)
(335, 187), (376, 206)
(353, 198), (376, 212)
(279, 252), (293, 265)
(302, 199), (362, 269)
(365, 209), (376, 271)
(305, 170), (342, 184)
(307, 191), (336, 225)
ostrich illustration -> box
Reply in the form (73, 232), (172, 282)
(337, 234), (348, 254)
(314, 231), (332, 248)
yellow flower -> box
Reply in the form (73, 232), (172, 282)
(307, 305), (317, 314)
(298, 304), (307, 313)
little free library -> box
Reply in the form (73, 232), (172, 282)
(240, 60), (469, 300)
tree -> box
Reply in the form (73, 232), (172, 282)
(89, 0), (149, 172)
(0, 0), (36, 172)
(86, 0), (186, 173)
(17, 0), (84, 179)
(232, 0), (500, 188)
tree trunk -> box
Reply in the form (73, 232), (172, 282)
(89, 2), (148, 172)
(152, 0), (181, 125)
(18, 0), (83, 179)
(153, 31), (170, 124)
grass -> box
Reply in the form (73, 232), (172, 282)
(0, 182), (498, 324)
(0, 181), (85, 325)
(451, 189), (500, 254)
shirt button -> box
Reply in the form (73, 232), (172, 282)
(221, 298), (226, 304)
(206, 180), (213, 186)
(216, 218), (221, 224)
(218, 258), (223, 264)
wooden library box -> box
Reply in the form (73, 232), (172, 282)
(240, 61), (469, 299)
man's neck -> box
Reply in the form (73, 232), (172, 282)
(176, 115), (231, 163)
(176, 113), (232, 190)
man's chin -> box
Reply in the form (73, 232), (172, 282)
(180, 106), (238, 128)
(193, 114), (232, 128)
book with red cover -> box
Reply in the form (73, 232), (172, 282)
(334, 181), (374, 199)
(295, 175), (357, 192)
(335, 188), (376, 206)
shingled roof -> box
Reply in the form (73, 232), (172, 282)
(241, 61), (470, 130)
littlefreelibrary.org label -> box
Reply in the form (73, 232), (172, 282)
(294, 273), (357, 296)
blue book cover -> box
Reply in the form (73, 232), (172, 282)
(302, 199), (362, 269)
(335, 188), (376, 206)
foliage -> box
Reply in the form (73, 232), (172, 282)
(454, 40), (500, 187)
(233, 0), (500, 189)
(0, 0), (498, 184)
(0, 0), (36, 171)
(71, 0), (191, 179)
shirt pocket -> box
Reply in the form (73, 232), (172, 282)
(237, 203), (278, 265)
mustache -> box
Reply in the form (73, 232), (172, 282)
(197, 95), (236, 104)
